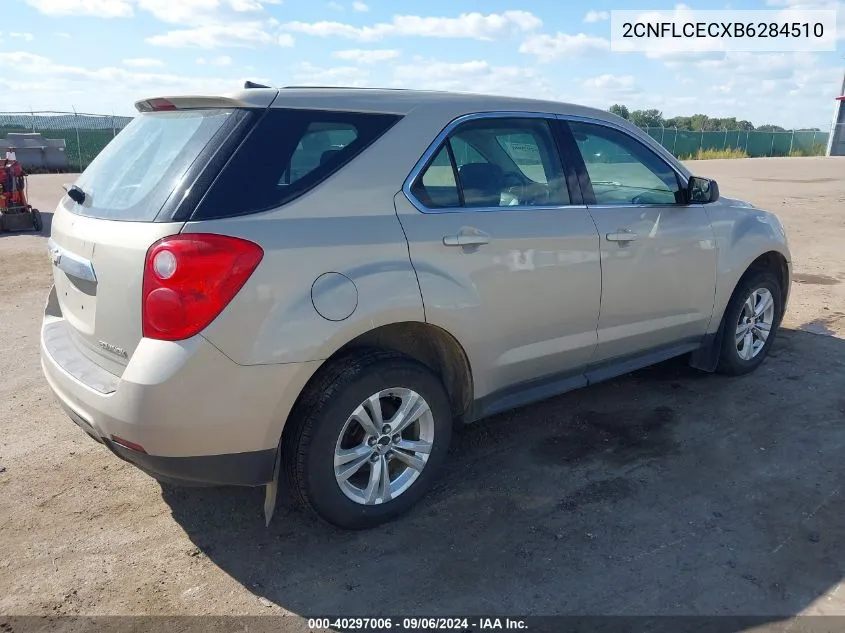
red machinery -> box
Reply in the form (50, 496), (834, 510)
(0, 158), (42, 233)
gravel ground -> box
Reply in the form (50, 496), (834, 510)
(1, 157), (844, 624)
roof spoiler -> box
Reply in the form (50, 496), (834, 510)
(134, 91), (277, 113)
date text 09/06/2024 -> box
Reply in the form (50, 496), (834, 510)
(307, 617), (528, 630)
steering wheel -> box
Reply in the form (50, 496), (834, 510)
(501, 172), (525, 203)
(631, 193), (654, 205)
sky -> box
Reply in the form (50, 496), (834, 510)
(1, 0), (843, 128)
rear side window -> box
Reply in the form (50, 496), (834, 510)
(70, 110), (233, 221)
(194, 109), (401, 219)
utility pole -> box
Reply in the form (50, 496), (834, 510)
(827, 69), (845, 156)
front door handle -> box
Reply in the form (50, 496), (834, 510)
(443, 230), (490, 247)
(606, 229), (638, 243)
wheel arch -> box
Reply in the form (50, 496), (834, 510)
(691, 249), (790, 372)
(279, 320), (474, 450)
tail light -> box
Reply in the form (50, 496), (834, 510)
(142, 234), (263, 341)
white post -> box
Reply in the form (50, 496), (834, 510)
(72, 106), (83, 172)
(827, 70), (845, 156)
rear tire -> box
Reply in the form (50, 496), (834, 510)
(716, 270), (782, 376)
(283, 351), (452, 529)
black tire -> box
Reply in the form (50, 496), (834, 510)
(716, 270), (783, 376)
(31, 209), (42, 233)
(283, 350), (452, 529)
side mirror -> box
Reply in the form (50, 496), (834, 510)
(688, 176), (719, 204)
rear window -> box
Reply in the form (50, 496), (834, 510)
(70, 109), (233, 221)
(193, 108), (401, 220)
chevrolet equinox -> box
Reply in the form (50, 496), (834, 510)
(41, 86), (791, 529)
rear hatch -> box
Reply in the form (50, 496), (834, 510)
(48, 101), (258, 375)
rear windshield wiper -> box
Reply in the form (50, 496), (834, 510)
(63, 184), (87, 204)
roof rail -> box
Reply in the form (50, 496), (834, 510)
(244, 81), (272, 89)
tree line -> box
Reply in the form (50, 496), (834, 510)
(607, 104), (820, 132)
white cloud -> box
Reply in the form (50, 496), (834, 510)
(282, 11), (542, 42)
(10, 32), (36, 41)
(25, 0), (133, 17)
(290, 62), (372, 87)
(146, 21), (275, 48)
(352, 1), (369, 11)
(278, 33), (295, 47)
(197, 55), (233, 66)
(135, 0), (279, 25)
(135, 0), (222, 24)
(519, 32), (610, 62)
(388, 58), (557, 100)
(0, 50), (245, 113)
(583, 74), (637, 91)
(584, 10), (609, 23)
(55, 32), (72, 38)
(332, 48), (400, 63)
(229, 0), (264, 10)
(327, 1), (343, 9)
(766, 0), (845, 39)
(123, 57), (165, 67)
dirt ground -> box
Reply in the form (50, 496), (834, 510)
(1, 158), (844, 624)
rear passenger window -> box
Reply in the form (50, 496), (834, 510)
(411, 117), (570, 210)
(282, 123), (359, 185)
(194, 109), (400, 219)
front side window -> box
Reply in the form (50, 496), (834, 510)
(568, 121), (682, 205)
(410, 117), (570, 210)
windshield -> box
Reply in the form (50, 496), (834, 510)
(70, 109), (232, 221)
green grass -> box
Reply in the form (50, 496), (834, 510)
(681, 148), (750, 160)
(789, 144), (827, 157)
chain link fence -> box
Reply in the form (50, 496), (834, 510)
(0, 111), (133, 172)
(641, 127), (829, 158)
(0, 111), (832, 173)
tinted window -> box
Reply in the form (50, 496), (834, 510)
(569, 121), (681, 205)
(412, 117), (570, 209)
(69, 109), (232, 221)
(282, 123), (359, 185)
(410, 145), (459, 208)
(195, 109), (401, 219)
(495, 133), (548, 183)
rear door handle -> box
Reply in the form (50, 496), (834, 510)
(606, 229), (638, 243)
(443, 230), (490, 247)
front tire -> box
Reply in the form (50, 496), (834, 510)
(716, 270), (783, 376)
(283, 351), (452, 529)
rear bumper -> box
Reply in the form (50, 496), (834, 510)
(40, 303), (318, 487)
(106, 440), (276, 487)
(46, 364), (276, 486)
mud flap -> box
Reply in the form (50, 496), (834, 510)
(689, 326), (724, 373)
(263, 448), (282, 527)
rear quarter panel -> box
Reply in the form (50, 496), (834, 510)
(188, 113), (447, 366)
(705, 197), (791, 332)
